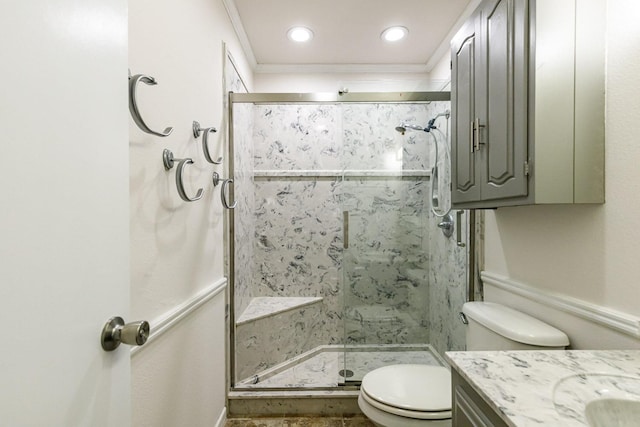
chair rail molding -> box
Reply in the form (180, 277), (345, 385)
(481, 271), (640, 339)
(131, 278), (228, 356)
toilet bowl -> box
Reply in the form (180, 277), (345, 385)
(358, 364), (451, 427)
(357, 302), (570, 426)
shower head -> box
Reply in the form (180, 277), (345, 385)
(396, 111), (450, 134)
(395, 123), (425, 135)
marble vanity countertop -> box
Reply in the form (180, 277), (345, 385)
(445, 350), (640, 427)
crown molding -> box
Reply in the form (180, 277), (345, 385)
(221, 0), (257, 69)
(255, 63), (430, 74)
(481, 271), (640, 339)
(425, 0), (482, 72)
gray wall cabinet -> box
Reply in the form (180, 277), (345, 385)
(451, 0), (605, 208)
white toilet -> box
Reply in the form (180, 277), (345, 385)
(357, 302), (570, 427)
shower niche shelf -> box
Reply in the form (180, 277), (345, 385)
(236, 296), (323, 325)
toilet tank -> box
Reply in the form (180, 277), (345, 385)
(462, 302), (569, 350)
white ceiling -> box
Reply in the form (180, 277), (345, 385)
(225, 0), (477, 73)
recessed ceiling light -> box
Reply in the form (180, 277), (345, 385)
(381, 26), (408, 42)
(287, 26), (314, 43)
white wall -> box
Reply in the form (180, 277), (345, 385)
(483, 0), (640, 348)
(128, 0), (252, 425)
(132, 295), (227, 427)
(254, 72), (433, 93)
(429, 53), (453, 85)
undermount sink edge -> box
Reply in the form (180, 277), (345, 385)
(553, 373), (640, 426)
(585, 398), (640, 427)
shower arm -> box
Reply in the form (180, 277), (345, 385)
(426, 110), (451, 132)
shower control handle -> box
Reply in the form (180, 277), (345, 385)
(437, 213), (454, 238)
(101, 316), (150, 352)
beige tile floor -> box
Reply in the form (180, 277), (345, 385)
(225, 416), (374, 427)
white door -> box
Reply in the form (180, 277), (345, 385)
(0, 1), (131, 426)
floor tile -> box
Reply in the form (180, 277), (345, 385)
(342, 415), (375, 427)
(283, 417), (343, 427)
(226, 417), (284, 427)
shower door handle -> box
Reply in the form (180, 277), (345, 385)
(343, 211), (349, 249)
(456, 210), (466, 247)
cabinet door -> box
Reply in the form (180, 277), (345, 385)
(451, 14), (482, 204)
(452, 370), (509, 427)
(477, 0), (529, 201)
(453, 388), (494, 427)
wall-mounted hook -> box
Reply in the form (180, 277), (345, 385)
(128, 70), (173, 137)
(220, 179), (237, 209)
(162, 149), (203, 202)
(193, 121), (222, 164)
(212, 171), (220, 187)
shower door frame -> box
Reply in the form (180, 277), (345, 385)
(227, 91), (471, 392)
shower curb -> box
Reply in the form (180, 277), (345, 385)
(227, 390), (362, 417)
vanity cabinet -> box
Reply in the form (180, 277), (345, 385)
(450, 0), (605, 208)
(452, 370), (508, 427)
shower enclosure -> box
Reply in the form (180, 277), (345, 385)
(227, 91), (470, 390)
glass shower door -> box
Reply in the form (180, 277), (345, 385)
(340, 176), (434, 384)
(339, 102), (434, 384)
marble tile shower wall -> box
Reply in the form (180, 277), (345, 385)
(341, 103), (436, 171)
(254, 177), (343, 349)
(427, 118), (468, 358)
(232, 102), (255, 317)
(226, 55), (254, 317)
(254, 105), (342, 171)
(247, 103), (456, 353)
(230, 99), (466, 382)
(342, 177), (430, 345)
(427, 210), (468, 357)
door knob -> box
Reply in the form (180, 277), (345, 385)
(101, 316), (150, 352)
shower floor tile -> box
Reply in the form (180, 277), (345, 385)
(238, 344), (444, 388)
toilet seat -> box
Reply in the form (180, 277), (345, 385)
(360, 364), (452, 420)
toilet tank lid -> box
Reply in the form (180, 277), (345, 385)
(462, 302), (570, 347)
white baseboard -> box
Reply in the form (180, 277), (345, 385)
(215, 406), (227, 427)
(481, 271), (640, 339)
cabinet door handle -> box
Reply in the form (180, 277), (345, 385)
(473, 118), (485, 151)
(470, 120), (475, 153)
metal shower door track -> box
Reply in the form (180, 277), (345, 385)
(230, 91), (450, 104)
